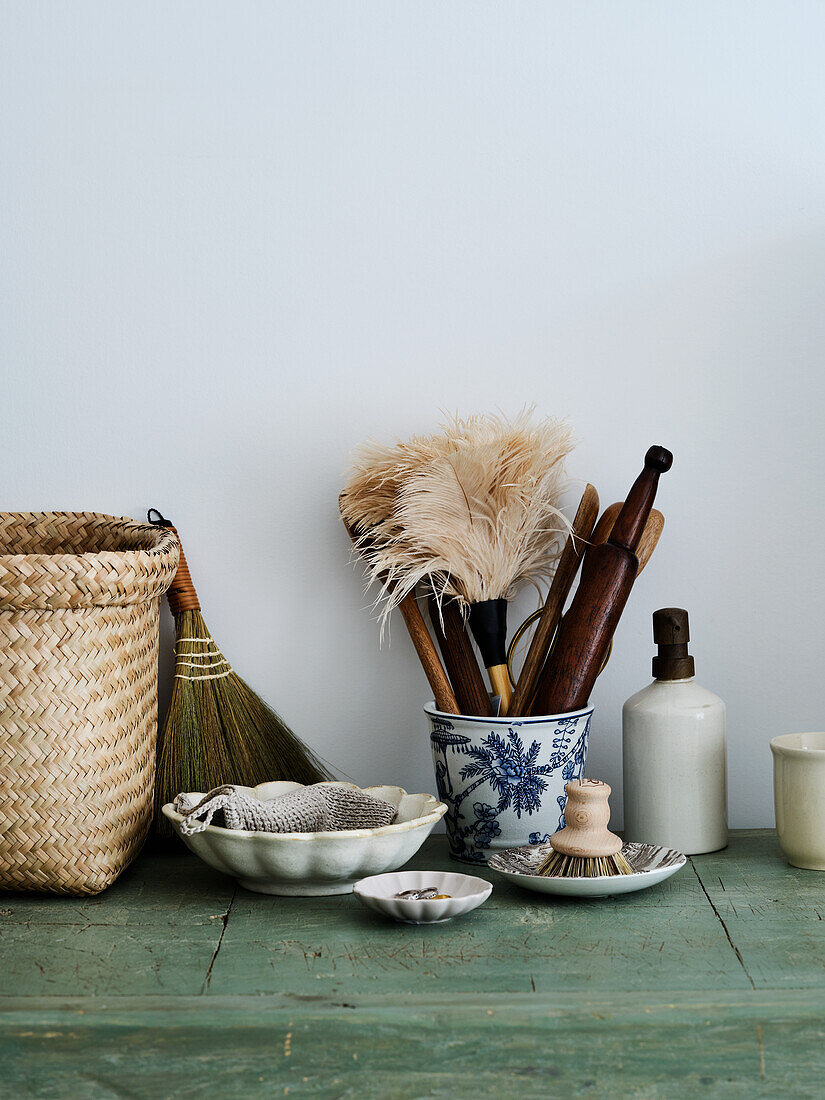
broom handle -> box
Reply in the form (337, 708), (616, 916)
(524, 503), (663, 715)
(147, 511), (200, 614)
(510, 485), (599, 717)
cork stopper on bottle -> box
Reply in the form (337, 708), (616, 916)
(652, 607), (695, 680)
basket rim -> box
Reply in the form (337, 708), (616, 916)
(0, 511), (180, 609)
(0, 511), (173, 557)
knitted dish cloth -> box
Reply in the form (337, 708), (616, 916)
(175, 783), (397, 836)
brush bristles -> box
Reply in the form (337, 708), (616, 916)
(154, 610), (329, 837)
(536, 848), (634, 878)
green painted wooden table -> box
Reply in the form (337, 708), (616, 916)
(2, 830), (825, 1098)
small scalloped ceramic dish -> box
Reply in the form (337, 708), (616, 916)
(354, 869), (492, 924)
(162, 782), (447, 896)
(488, 842), (686, 899)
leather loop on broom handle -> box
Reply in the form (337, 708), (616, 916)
(147, 512), (200, 614)
(165, 528), (201, 614)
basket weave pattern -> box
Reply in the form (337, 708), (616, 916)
(0, 513), (179, 895)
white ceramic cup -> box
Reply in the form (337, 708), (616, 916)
(771, 732), (825, 870)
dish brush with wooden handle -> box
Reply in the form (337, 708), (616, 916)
(537, 779), (633, 878)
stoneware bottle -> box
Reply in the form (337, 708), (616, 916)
(622, 608), (727, 854)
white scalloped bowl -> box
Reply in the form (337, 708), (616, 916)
(354, 870), (492, 924)
(162, 782), (447, 896)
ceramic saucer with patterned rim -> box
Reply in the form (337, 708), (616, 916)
(488, 842), (686, 898)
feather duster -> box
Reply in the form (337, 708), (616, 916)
(342, 409), (574, 714)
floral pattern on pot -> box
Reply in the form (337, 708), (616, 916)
(427, 707), (591, 864)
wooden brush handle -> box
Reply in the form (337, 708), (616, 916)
(428, 595), (492, 716)
(510, 485), (599, 717)
(589, 502), (622, 552)
(395, 596), (460, 714)
(339, 501), (459, 715)
(147, 512), (200, 614)
(636, 510), (664, 573)
(468, 598), (513, 715)
(533, 447), (672, 714)
(487, 664), (512, 716)
(550, 779), (622, 857)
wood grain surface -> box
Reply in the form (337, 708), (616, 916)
(2, 832), (823, 1098)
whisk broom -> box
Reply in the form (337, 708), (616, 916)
(149, 511), (329, 836)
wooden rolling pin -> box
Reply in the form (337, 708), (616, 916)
(512, 495), (663, 717)
(339, 501), (459, 715)
(532, 446), (673, 715)
(427, 593), (493, 716)
(526, 502), (664, 715)
(509, 485), (600, 717)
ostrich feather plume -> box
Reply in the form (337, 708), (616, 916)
(340, 431), (457, 541)
(342, 409), (574, 627)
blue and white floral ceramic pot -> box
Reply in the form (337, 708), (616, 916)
(424, 702), (593, 864)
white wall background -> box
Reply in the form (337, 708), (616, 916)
(2, 2), (824, 827)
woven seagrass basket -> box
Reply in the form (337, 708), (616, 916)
(0, 513), (179, 895)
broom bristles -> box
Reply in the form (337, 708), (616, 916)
(154, 609), (330, 837)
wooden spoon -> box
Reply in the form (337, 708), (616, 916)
(509, 485), (600, 717)
(591, 502), (664, 573)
